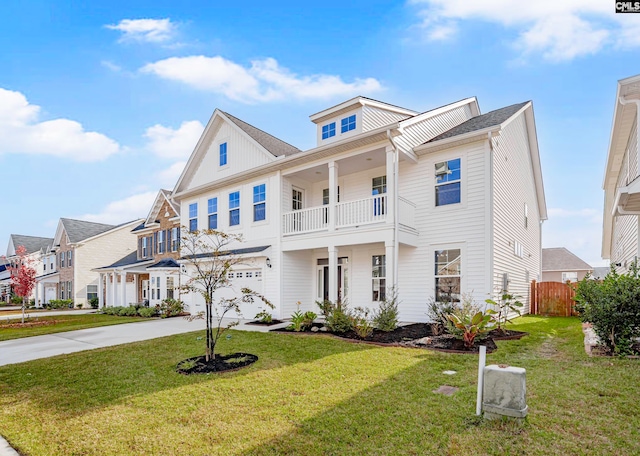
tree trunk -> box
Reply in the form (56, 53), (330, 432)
(21, 297), (25, 324)
(205, 302), (212, 362)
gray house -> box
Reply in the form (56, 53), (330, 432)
(542, 248), (592, 283)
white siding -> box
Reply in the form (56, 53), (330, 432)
(397, 141), (488, 322)
(281, 250), (314, 317)
(316, 108), (363, 146)
(611, 214), (638, 273)
(395, 104), (474, 152)
(492, 113), (541, 312)
(188, 121), (275, 190)
(361, 106), (411, 131)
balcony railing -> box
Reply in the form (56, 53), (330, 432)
(283, 206), (328, 235)
(336, 195), (387, 228)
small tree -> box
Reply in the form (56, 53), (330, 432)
(485, 292), (523, 334)
(2, 245), (37, 324)
(180, 228), (273, 362)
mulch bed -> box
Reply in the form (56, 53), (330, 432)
(337, 323), (434, 344)
(488, 329), (528, 340)
(0, 320), (59, 329)
(176, 352), (258, 374)
(402, 334), (498, 353)
(245, 319), (285, 326)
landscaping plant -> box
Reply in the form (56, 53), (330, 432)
(324, 300), (353, 333)
(447, 310), (494, 349)
(2, 245), (37, 324)
(159, 298), (185, 318)
(315, 299), (333, 318)
(372, 288), (399, 332)
(485, 292), (523, 334)
(254, 309), (273, 324)
(574, 265), (640, 355)
(427, 297), (461, 334)
(351, 307), (374, 339)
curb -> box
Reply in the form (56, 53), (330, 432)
(0, 436), (19, 456)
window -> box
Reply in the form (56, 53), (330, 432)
(236, 272), (243, 278)
(255, 271), (262, 278)
(87, 285), (98, 301)
(372, 255), (386, 301)
(208, 198), (218, 230)
(514, 241), (524, 258)
(228, 272), (235, 279)
(229, 191), (240, 226)
(68, 251), (72, 267)
(341, 114), (356, 133)
(67, 281), (72, 299)
(60, 285), (65, 300)
(166, 277), (174, 299)
(562, 272), (578, 283)
(435, 249), (461, 303)
(61, 252), (65, 268)
(246, 272), (253, 278)
(292, 188), (303, 210)
(157, 230), (165, 254)
(372, 176), (387, 216)
(155, 277), (160, 300)
(322, 122), (336, 139)
(171, 227), (179, 252)
(219, 142), (228, 166)
(142, 237), (149, 258)
(189, 203), (198, 232)
(253, 184), (266, 222)
(435, 158), (461, 206)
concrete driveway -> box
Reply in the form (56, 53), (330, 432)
(0, 316), (286, 367)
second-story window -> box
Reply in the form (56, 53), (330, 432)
(435, 158), (461, 206)
(322, 122), (336, 140)
(253, 184), (266, 222)
(229, 191), (240, 226)
(208, 197), (218, 230)
(189, 203), (198, 232)
(61, 252), (65, 268)
(158, 230), (165, 254)
(372, 176), (387, 216)
(219, 142), (228, 167)
(142, 237), (149, 258)
(341, 114), (356, 133)
(171, 227), (179, 252)
(68, 251), (72, 267)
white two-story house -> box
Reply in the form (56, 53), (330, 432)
(603, 74), (640, 271)
(171, 96), (546, 321)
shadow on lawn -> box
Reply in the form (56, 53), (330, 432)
(0, 329), (375, 416)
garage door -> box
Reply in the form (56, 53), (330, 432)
(222, 269), (265, 319)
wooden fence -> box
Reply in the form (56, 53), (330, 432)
(529, 280), (579, 317)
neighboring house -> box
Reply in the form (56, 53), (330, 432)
(603, 74), (640, 273)
(4, 234), (54, 306)
(52, 218), (142, 307)
(94, 190), (181, 307)
(171, 95), (546, 322)
(0, 259), (10, 303)
(541, 247), (592, 282)
(592, 266), (610, 280)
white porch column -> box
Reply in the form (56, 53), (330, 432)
(120, 272), (127, 307)
(328, 161), (339, 231)
(328, 246), (338, 303)
(111, 272), (117, 306)
(133, 274), (138, 303)
(385, 240), (395, 295)
(35, 282), (42, 308)
(98, 273), (104, 308)
(385, 145), (396, 225)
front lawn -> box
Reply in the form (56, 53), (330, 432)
(0, 316), (638, 455)
(0, 314), (151, 341)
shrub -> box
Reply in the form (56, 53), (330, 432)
(289, 311), (306, 332)
(89, 297), (99, 309)
(485, 292), (523, 333)
(351, 307), (374, 339)
(427, 298), (460, 334)
(448, 310), (494, 349)
(10, 296), (23, 305)
(119, 306), (138, 316)
(373, 289), (399, 332)
(137, 307), (157, 318)
(574, 265), (640, 355)
(159, 298), (185, 318)
(254, 310), (273, 323)
(325, 300), (352, 333)
(302, 311), (317, 328)
(47, 299), (73, 309)
(315, 300), (334, 318)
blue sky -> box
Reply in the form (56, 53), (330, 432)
(1, 0), (638, 266)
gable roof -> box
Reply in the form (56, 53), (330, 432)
(221, 111), (301, 157)
(426, 102), (529, 144)
(8, 234), (53, 256)
(60, 218), (116, 244)
(542, 248), (593, 272)
(94, 251), (153, 270)
(144, 189), (180, 227)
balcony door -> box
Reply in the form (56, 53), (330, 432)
(292, 187), (304, 231)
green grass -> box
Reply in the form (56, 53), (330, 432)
(0, 316), (638, 455)
(0, 314), (150, 341)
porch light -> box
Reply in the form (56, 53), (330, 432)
(266, 258), (272, 268)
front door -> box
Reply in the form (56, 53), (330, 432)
(316, 258), (349, 302)
(142, 280), (149, 302)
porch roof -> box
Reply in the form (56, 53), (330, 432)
(181, 245), (270, 261)
(94, 252), (154, 271)
(148, 258), (180, 269)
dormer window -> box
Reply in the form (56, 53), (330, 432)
(341, 114), (356, 133)
(219, 142), (228, 167)
(322, 122), (336, 140)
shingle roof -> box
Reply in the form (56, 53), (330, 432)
(9, 235), (54, 254)
(221, 111), (301, 157)
(542, 248), (593, 271)
(426, 102), (529, 144)
(60, 218), (116, 244)
(148, 258), (180, 269)
(131, 222), (147, 232)
(182, 245), (270, 260)
(96, 252), (151, 269)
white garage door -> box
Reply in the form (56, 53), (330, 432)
(220, 269), (264, 319)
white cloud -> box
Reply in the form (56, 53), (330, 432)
(144, 120), (203, 160)
(77, 191), (158, 224)
(141, 56), (383, 103)
(0, 88), (120, 162)
(105, 18), (176, 43)
(157, 161), (187, 188)
(101, 60), (123, 72)
(409, 0), (631, 61)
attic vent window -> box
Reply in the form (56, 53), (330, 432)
(341, 114), (356, 133)
(322, 122), (336, 140)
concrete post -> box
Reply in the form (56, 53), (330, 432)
(482, 364), (528, 420)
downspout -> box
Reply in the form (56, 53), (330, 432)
(386, 129), (400, 289)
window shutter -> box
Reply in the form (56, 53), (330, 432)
(138, 238), (142, 259)
(165, 229), (169, 253)
(153, 232), (157, 255)
(177, 227), (180, 252)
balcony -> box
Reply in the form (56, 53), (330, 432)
(283, 195), (416, 236)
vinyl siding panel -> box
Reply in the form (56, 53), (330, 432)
(361, 106), (411, 131)
(281, 250), (314, 317)
(492, 113), (541, 312)
(611, 214), (638, 273)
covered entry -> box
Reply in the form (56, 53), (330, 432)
(316, 257), (349, 302)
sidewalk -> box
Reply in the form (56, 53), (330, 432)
(0, 316), (288, 367)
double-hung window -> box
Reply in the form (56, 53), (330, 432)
(208, 197), (218, 229)
(142, 237), (149, 258)
(435, 158), (461, 206)
(86, 285), (98, 301)
(253, 184), (266, 222)
(157, 230), (165, 254)
(435, 249), (461, 303)
(61, 252), (65, 268)
(341, 114), (356, 133)
(372, 176), (387, 216)
(372, 255), (386, 301)
(219, 142), (228, 166)
(68, 251), (72, 267)
(166, 277), (175, 299)
(322, 122), (336, 140)
(171, 227), (179, 252)
(229, 191), (240, 226)
(189, 203), (198, 232)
